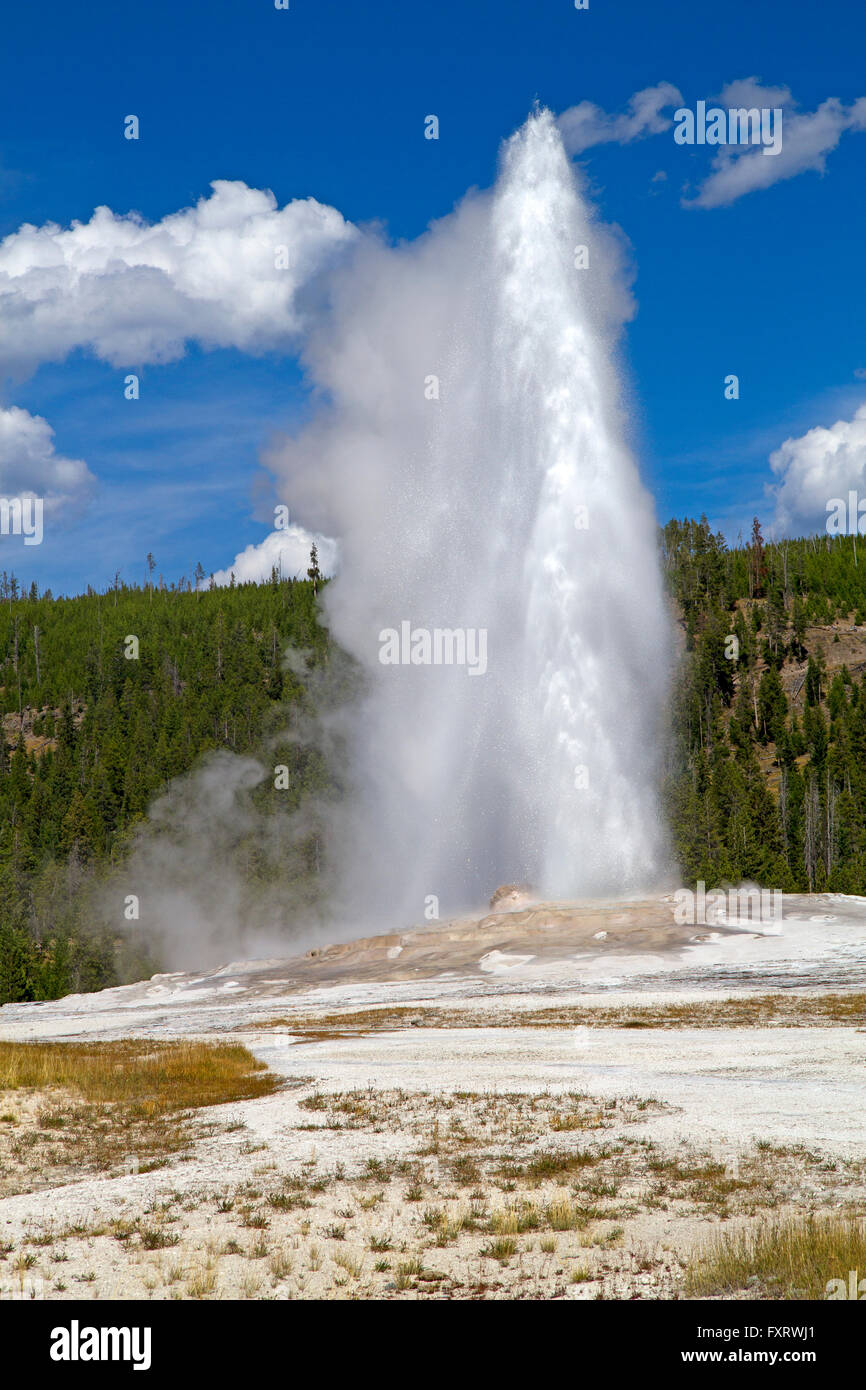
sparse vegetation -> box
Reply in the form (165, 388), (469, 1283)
(260, 993), (866, 1035)
(0, 1067), (860, 1301)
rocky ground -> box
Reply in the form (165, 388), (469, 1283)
(1, 891), (865, 1300)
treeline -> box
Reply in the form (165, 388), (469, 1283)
(663, 517), (866, 893)
(0, 566), (335, 1003)
(5, 520), (866, 1004)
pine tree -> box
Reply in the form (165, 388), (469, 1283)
(307, 544), (322, 596)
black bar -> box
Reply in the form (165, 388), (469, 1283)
(5, 1296), (858, 1377)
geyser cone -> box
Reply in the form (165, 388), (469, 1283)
(279, 109), (672, 925)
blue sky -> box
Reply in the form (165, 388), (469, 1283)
(1, 0), (865, 593)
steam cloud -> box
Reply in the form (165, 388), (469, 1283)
(269, 109), (672, 929)
(113, 109), (674, 965)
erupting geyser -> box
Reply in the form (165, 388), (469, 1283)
(276, 109), (673, 926)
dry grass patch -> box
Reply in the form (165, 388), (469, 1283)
(686, 1214), (866, 1300)
(0, 1040), (278, 1110)
(0, 1040), (279, 1197)
(501, 1146), (612, 1185)
(260, 992), (866, 1034)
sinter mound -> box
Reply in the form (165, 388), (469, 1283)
(489, 883), (534, 911)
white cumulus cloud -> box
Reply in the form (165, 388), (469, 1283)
(0, 405), (94, 510)
(769, 404), (866, 535)
(0, 181), (358, 372)
(209, 523), (338, 588)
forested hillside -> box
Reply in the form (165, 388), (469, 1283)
(664, 517), (866, 893)
(0, 564), (334, 1003)
(5, 521), (866, 1005)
